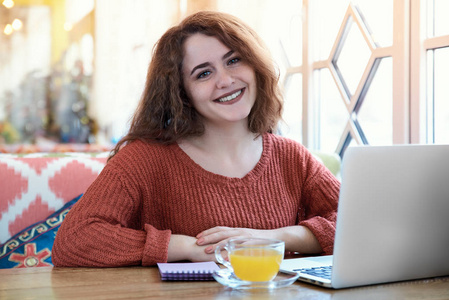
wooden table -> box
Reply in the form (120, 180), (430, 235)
(1, 266), (449, 300)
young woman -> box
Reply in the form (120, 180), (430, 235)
(52, 11), (340, 267)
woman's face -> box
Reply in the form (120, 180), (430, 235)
(182, 33), (257, 129)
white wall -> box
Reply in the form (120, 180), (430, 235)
(93, 0), (178, 144)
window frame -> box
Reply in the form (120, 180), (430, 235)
(296, 0), (449, 155)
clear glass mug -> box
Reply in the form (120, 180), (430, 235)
(215, 237), (285, 282)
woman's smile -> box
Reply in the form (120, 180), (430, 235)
(214, 88), (244, 104)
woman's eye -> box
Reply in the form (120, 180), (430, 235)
(197, 71), (211, 79)
(228, 57), (240, 65)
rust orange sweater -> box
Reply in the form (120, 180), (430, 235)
(52, 133), (340, 267)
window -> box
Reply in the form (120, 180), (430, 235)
(283, 0), (449, 157)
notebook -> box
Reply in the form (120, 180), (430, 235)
(157, 261), (220, 281)
(280, 144), (449, 289)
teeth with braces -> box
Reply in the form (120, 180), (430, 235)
(217, 89), (242, 102)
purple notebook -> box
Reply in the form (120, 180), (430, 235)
(157, 261), (220, 281)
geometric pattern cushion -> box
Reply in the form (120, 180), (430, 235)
(0, 152), (107, 245)
(0, 194), (81, 268)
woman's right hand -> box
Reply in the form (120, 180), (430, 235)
(167, 234), (216, 262)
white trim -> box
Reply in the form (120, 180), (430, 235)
(328, 63), (351, 107)
(302, 0), (316, 149)
(313, 60), (327, 70)
(410, 0), (427, 143)
(372, 46), (394, 58)
(423, 35), (449, 50)
(285, 66), (303, 76)
(348, 53), (379, 114)
(392, 0), (411, 144)
(350, 3), (378, 51)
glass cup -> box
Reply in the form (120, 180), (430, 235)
(215, 237), (285, 282)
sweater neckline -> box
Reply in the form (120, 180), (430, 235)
(171, 132), (272, 184)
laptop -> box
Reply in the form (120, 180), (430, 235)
(280, 144), (449, 289)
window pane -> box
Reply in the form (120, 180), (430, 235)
(280, 73), (302, 142)
(313, 0), (350, 61)
(357, 57), (393, 145)
(280, 12), (303, 67)
(434, 47), (449, 143)
(313, 0), (392, 59)
(353, 0), (393, 47)
(334, 22), (372, 96)
(317, 69), (348, 153)
(434, 0), (449, 37)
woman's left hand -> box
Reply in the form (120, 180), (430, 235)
(195, 226), (271, 254)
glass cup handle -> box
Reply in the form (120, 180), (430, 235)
(215, 244), (232, 270)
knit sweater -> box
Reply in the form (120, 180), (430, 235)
(52, 133), (340, 267)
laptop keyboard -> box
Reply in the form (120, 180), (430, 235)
(293, 266), (332, 280)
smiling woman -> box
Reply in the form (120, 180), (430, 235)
(51, 11), (340, 268)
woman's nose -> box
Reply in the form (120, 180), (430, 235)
(216, 69), (234, 89)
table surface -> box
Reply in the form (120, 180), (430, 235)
(1, 266), (449, 300)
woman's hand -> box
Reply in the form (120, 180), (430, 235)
(168, 234), (216, 262)
(196, 226), (269, 254)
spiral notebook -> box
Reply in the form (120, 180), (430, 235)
(157, 261), (220, 281)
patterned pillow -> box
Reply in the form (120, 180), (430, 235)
(0, 194), (81, 268)
(0, 152), (107, 244)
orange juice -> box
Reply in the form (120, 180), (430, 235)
(229, 248), (283, 282)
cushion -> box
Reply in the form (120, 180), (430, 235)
(0, 152), (107, 244)
(311, 151), (341, 179)
(0, 195), (81, 268)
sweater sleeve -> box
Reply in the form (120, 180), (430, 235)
(52, 163), (171, 267)
(298, 151), (340, 255)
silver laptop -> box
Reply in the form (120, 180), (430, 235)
(280, 144), (449, 289)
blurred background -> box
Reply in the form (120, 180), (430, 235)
(0, 0), (448, 156)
